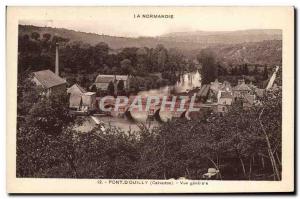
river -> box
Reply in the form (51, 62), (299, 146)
(75, 71), (202, 133)
(137, 70), (201, 96)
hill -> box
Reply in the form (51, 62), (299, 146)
(160, 29), (282, 44)
(208, 40), (282, 66)
(18, 25), (282, 66)
(19, 25), (281, 48)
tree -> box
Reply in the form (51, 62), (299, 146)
(17, 79), (78, 177)
(243, 64), (249, 75)
(51, 36), (69, 46)
(231, 67), (237, 75)
(153, 44), (168, 72)
(17, 70), (282, 180)
(74, 125), (139, 178)
(95, 42), (109, 55)
(253, 65), (259, 75)
(27, 93), (75, 135)
(111, 66), (119, 75)
(78, 76), (90, 90)
(107, 81), (115, 96)
(31, 32), (40, 40)
(263, 66), (269, 79)
(119, 47), (138, 66)
(197, 49), (218, 84)
(42, 33), (51, 42)
(256, 89), (282, 180)
(117, 80), (125, 93)
(93, 42), (109, 68)
(90, 84), (97, 92)
(120, 59), (133, 75)
(17, 74), (41, 118)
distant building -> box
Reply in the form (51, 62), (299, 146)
(81, 92), (97, 112)
(197, 84), (210, 102)
(216, 91), (233, 115)
(93, 75), (116, 91)
(218, 91), (233, 106)
(220, 81), (232, 92)
(68, 83), (96, 113)
(201, 78), (267, 115)
(207, 79), (233, 103)
(210, 79), (222, 94)
(68, 84), (86, 110)
(31, 43), (67, 97)
(32, 69), (67, 97)
(242, 93), (257, 110)
(232, 79), (251, 99)
(67, 83), (86, 95)
(92, 74), (130, 93)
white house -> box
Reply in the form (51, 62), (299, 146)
(92, 74), (130, 92)
(217, 91), (233, 115)
(68, 83), (96, 113)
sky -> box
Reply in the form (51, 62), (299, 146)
(18, 7), (290, 37)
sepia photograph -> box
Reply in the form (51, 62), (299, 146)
(6, 6), (294, 193)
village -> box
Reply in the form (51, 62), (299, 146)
(31, 43), (281, 129)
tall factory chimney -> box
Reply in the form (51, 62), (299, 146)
(55, 43), (59, 76)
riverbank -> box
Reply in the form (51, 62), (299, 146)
(73, 115), (160, 133)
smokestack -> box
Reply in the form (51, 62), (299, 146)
(55, 43), (59, 76)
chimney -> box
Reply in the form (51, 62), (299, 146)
(55, 43), (59, 76)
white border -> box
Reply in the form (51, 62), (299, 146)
(1, 1), (298, 198)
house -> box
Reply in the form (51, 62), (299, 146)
(68, 83), (96, 113)
(68, 84), (86, 110)
(232, 79), (251, 99)
(247, 82), (257, 91)
(207, 79), (233, 103)
(220, 81), (232, 92)
(32, 69), (67, 97)
(216, 91), (233, 115)
(210, 79), (222, 94)
(93, 75), (116, 91)
(32, 43), (67, 97)
(92, 74), (130, 93)
(210, 79), (232, 93)
(242, 93), (256, 110)
(67, 83), (86, 95)
(81, 92), (97, 112)
(197, 84), (210, 102)
(69, 93), (83, 110)
(218, 91), (233, 106)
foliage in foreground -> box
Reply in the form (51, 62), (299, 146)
(17, 78), (281, 180)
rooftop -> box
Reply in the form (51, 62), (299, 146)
(243, 94), (256, 104)
(33, 69), (66, 89)
(233, 83), (251, 91)
(67, 83), (86, 94)
(95, 74), (128, 83)
(84, 92), (96, 96)
(198, 84), (210, 97)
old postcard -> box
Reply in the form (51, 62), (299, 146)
(6, 6), (294, 193)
